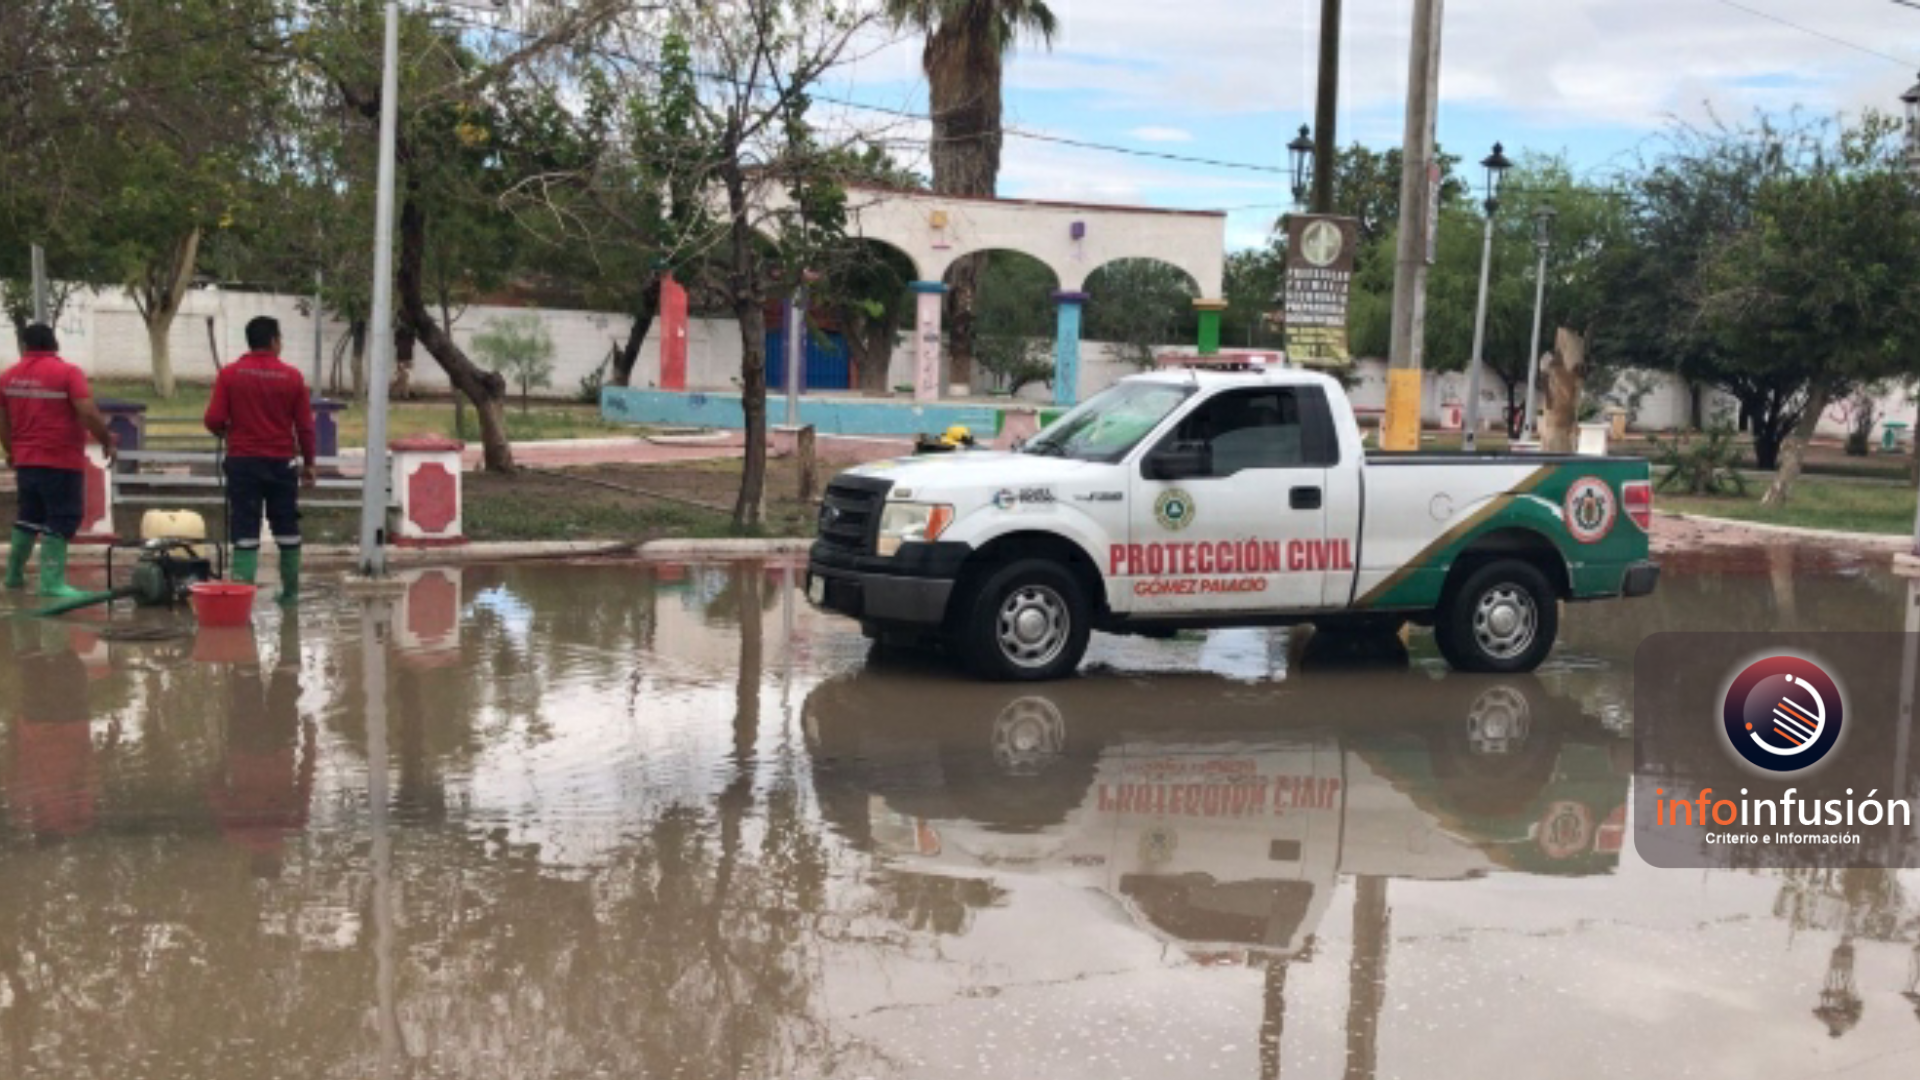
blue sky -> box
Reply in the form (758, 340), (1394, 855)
(824, 0), (1920, 250)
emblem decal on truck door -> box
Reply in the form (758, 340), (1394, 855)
(1564, 476), (1617, 544)
(1154, 489), (1196, 531)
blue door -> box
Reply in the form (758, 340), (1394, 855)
(766, 327), (852, 390)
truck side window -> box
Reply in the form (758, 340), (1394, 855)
(1165, 389), (1316, 477)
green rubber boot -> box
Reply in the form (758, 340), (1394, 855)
(5, 528), (36, 590)
(231, 548), (259, 585)
(276, 547), (301, 603)
(36, 536), (91, 601)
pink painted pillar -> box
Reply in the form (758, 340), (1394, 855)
(659, 274), (689, 390)
(910, 281), (946, 403)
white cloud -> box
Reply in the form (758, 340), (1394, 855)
(1130, 126), (1195, 142)
(845, 0), (1920, 131)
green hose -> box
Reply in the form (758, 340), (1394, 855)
(33, 586), (135, 619)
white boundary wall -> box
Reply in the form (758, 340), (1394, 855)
(12, 286), (1915, 441)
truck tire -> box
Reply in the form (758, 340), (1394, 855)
(1434, 559), (1558, 674)
(958, 559), (1092, 682)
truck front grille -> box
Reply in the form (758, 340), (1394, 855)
(817, 476), (892, 555)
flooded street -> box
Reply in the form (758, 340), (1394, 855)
(2, 548), (1917, 1079)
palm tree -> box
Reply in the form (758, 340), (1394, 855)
(886, 0), (1058, 389)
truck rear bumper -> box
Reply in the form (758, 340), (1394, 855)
(1621, 561), (1660, 598)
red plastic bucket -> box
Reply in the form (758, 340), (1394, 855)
(189, 582), (257, 627)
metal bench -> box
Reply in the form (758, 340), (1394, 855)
(115, 448), (389, 511)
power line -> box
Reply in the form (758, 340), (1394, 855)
(1706, 0), (1918, 69)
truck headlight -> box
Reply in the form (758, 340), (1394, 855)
(877, 503), (954, 556)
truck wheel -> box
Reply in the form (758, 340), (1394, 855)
(959, 559), (1092, 682)
(1434, 559), (1558, 674)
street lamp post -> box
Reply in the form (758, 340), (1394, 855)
(356, 0), (402, 578)
(1521, 204), (1556, 438)
(1461, 142), (1512, 453)
(1288, 125), (1315, 210)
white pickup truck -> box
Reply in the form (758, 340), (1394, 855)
(806, 364), (1658, 680)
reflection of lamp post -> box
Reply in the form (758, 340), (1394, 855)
(1521, 205), (1556, 437)
(1903, 75), (1920, 557)
(1460, 142), (1512, 453)
(1813, 937), (1864, 1038)
(1904, 939), (1920, 1022)
(1288, 125), (1315, 210)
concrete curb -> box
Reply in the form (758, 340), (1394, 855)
(1654, 510), (1908, 550)
(61, 539), (639, 568)
(636, 538), (813, 559)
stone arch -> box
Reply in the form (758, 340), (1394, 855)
(816, 238), (921, 395)
(943, 249), (1060, 395)
(1079, 256), (1203, 370)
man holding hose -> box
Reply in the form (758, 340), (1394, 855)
(205, 317), (317, 602)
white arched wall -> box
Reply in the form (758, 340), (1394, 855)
(753, 185), (1229, 404)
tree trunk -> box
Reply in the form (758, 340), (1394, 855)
(1761, 384), (1829, 507)
(726, 173), (767, 531)
(1749, 398), (1786, 472)
(848, 305), (898, 396)
(611, 274), (663, 388)
(1539, 327), (1586, 453)
(350, 319), (368, 400)
(397, 191), (515, 473)
(925, 27), (1004, 392)
(138, 226), (202, 399)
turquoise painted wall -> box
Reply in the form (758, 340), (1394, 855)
(601, 387), (1013, 437)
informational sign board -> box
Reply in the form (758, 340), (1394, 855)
(1283, 214), (1360, 366)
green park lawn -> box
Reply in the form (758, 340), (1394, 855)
(1660, 478), (1917, 536)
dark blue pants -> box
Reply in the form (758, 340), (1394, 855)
(224, 458), (301, 550)
(14, 466), (85, 540)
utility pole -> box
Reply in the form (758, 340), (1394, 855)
(1310, 0), (1342, 215)
(357, 0), (401, 578)
(1382, 0), (1445, 452)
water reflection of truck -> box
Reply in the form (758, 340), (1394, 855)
(805, 652), (1629, 960)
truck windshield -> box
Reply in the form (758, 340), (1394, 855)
(1023, 382), (1195, 462)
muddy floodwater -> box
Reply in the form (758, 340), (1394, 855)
(2, 545), (1917, 1079)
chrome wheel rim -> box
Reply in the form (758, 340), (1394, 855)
(1473, 585), (1537, 661)
(997, 584), (1070, 669)
(1466, 684), (1532, 755)
(991, 696), (1067, 775)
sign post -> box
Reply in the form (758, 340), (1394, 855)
(1282, 214), (1360, 368)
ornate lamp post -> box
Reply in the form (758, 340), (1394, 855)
(1461, 142), (1512, 452)
(1288, 125), (1315, 210)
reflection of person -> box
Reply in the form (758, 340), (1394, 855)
(7, 627), (98, 840)
(206, 618), (314, 877)
(0, 323), (117, 599)
(203, 317), (317, 602)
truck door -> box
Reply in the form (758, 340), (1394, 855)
(1127, 386), (1337, 614)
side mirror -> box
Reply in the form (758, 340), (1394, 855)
(1147, 440), (1211, 480)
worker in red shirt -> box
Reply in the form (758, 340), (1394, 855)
(204, 317), (317, 601)
(0, 323), (117, 599)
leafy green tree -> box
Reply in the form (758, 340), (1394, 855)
(884, 0), (1059, 386)
(472, 313), (557, 413)
(1220, 248), (1285, 350)
(1693, 113), (1920, 503)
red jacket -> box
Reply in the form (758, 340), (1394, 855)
(205, 353), (317, 466)
(0, 352), (93, 471)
